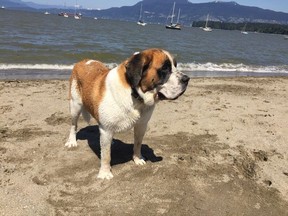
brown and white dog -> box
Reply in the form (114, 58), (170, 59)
(65, 48), (189, 179)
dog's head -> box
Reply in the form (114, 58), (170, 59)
(125, 48), (189, 105)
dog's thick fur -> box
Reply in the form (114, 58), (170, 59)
(65, 48), (189, 179)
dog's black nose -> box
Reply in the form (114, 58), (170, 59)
(181, 75), (190, 84)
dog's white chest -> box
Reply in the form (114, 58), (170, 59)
(98, 68), (141, 132)
(99, 97), (141, 132)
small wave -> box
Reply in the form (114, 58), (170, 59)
(0, 64), (73, 70)
(0, 63), (287, 74)
(178, 63), (288, 73)
(0, 63), (118, 70)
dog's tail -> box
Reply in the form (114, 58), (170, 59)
(82, 108), (91, 125)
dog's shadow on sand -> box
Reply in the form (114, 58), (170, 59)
(76, 126), (162, 166)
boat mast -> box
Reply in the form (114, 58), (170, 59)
(242, 23), (247, 31)
(139, 3), (143, 20)
(176, 8), (180, 23)
(205, 14), (209, 28)
(171, 2), (176, 24)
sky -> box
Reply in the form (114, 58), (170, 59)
(23, 0), (288, 13)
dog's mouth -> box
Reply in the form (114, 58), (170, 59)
(157, 92), (167, 100)
(157, 90), (186, 101)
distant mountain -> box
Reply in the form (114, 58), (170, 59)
(24, 2), (63, 9)
(1, 0), (72, 10)
(84, 0), (288, 25)
(2, 0), (288, 25)
(1, 0), (32, 9)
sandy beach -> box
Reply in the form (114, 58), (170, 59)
(0, 77), (288, 215)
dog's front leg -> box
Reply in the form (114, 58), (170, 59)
(97, 127), (114, 180)
(133, 123), (147, 165)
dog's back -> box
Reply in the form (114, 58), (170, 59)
(69, 59), (109, 120)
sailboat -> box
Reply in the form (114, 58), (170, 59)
(165, 2), (181, 30)
(241, 23), (248, 34)
(202, 14), (212, 32)
(58, 12), (69, 17)
(137, 4), (147, 26)
(74, 0), (81, 19)
(58, 1), (69, 17)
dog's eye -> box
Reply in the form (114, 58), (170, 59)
(156, 60), (172, 85)
(161, 60), (171, 72)
(162, 64), (169, 71)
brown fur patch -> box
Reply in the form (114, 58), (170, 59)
(139, 49), (168, 92)
(120, 49), (170, 93)
(69, 60), (109, 121)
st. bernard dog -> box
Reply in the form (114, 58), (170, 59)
(65, 48), (189, 180)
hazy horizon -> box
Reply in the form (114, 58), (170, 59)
(19, 0), (288, 13)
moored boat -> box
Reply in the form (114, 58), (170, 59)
(165, 2), (181, 30)
(202, 14), (212, 32)
(58, 12), (69, 17)
(137, 3), (147, 26)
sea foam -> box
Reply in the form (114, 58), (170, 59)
(0, 63), (287, 74)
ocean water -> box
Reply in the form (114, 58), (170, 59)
(0, 9), (288, 79)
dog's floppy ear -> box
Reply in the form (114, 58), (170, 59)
(125, 52), (151, 89)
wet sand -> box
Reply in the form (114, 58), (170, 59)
(0, 77), (288, 215)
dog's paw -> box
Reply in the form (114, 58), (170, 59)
(133, 156), (146, 165)
(97, 170), (113, 180)
(65, 139), (78, 148)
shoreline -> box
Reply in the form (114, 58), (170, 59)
(0, 69), (288, 80)
(1, 77), (288, 215)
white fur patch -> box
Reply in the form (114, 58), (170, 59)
(86, 60), (97, 65)
(99, 67), (141, 132)
(70, 79), (82, 105)
(136, 87), (156, 106)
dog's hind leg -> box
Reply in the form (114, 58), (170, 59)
(82, 108), (91, 125)
(65, 80), (82, 148)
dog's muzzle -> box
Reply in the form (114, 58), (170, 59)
(158, 73), (190, 100)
